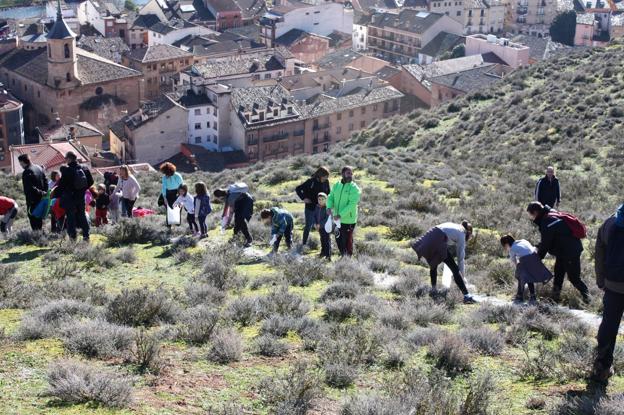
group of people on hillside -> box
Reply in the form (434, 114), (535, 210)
(0, 153), (142, 241)
(157, 163), (362, 258)
(2, 157), (624, 386)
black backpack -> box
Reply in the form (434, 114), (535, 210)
(606, 224), (624, 283)
(73, 165), (88, 191)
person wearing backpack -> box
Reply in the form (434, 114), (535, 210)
(527, 202), (590, 303)
(326, 166), (360, 257)
(295, 167), (330, 247)
(591, 203), (624, 385)
(17, 154), (48, 231)
(57, 151), (94, 241)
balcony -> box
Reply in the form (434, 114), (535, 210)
(263, 132), (289, 143)
(313, 122), (331, 131)
(293, 129), (305, 137)
(517, 6), (528, 14)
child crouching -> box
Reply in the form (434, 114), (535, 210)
(500, 234), (553, 305)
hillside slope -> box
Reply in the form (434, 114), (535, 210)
(0, 43), (624, 415)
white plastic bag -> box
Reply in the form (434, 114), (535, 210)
(324, 215), (333, 233)
(442, 264), (453, 288)
(167, 205), (181, 226)
(334, 217), (341, 229)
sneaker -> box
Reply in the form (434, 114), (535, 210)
(463, 295), (477, 304)
(243, 241), (252, 248)
(0, 223), (5, 233)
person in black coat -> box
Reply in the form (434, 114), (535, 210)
(56, 151), (94, 241)
(295, 166), (330, 246)
(527, 202), (589, 303)
(535, 166), (561, 209)
(17, 154), (48, 231)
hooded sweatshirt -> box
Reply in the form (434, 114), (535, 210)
(326, 180), (361, 225)
(270, 207), (294, 236)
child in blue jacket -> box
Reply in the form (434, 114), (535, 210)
(261, 207), (294, 253)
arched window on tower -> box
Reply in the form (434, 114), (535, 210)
(66, 73), (71, 82)
(64, 44), (70, 58)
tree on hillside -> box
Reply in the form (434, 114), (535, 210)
(550, 11), (577, 46)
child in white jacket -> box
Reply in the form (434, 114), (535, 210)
(173, 184), (198, 234)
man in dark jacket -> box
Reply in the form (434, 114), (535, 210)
(295, 167), (330, 246)
(527, 202), (589, 303)
(18, 154), (48, 231)
(535, 166), (561, 209)
(591, 204), (624, 384)
(57, 151), (94, 241)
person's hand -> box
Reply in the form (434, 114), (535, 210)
(303, 198), (312, 204)
(269, 235), (278, 246)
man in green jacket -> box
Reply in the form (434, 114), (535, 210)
(326, 166), (361, 257)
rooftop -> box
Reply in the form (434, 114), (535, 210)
(419, 31), (464, 57)
(316, 49), (363, 70)
(168, 89), (214, 107)
(131, 13), (162, 30)
(275, 28), (313, 47)
(404, 54), (488, 82)
(122, 95), (178, 131)
(206, 0), (239, 12)
(124, 44), (193, 63)
(42, 121), (104, 141)
(10, 142), (88, 173)
(149, 18), (195, 34)
(576, 12), (596, 24)
(0, 47), (142, 86)
(369, 10), (445, 34)
(77, 35), (130, 64)
(190, 49), (287, 79)
(430, 64), (504, 93)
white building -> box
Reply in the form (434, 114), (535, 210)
(352, 13), (370, 51)
(77, 0), (124, 37)
(148, 19), (216, 46)
(261, 0), (353, 47)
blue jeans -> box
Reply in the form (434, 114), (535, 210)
(302, 207), (317, 245)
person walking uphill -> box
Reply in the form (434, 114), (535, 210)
(591, 203), (624, 385)
(159, 163), (183, 226)
(261, 207), (294, 253)
(412, 221), (476, 304)
(18, 154), (48, 231)
(295, 167), (330, 246)
(117, 165), (141, 218)
(535, 166), (561, 209)
(326, 166), (360, 257)
(527, 202), (590, 303)
(57, 151), (94, 240)
(214, 183), (254, 247)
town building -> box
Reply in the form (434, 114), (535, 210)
(365, 10), (463, 64)
(260, 0), (353, 47)
(611, 14), (624, 39)
(18, 23), (49, 51)
(77, 0), (128, 38)
(400, 54), (507, 106)
(177, 48), (297, 88)
(275, 29), (330, 64)
(0, 3), (143, 136)
(128, 14), (162, 49)
(9, 141), (89, 175)
(122, 44), (194, 99)
(159, 143), (248, 172)
(0, 88), (24, 172)
(463, 0), (504, 34)
(465, 33), (529, 68)
(228, 71), (403, 161)
(507, 0), (557, 36)
(109, 95), (188, 165)
(168, 88), (222, 150)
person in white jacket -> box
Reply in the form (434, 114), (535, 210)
(173, 184), (198, 234)
(117, 165), (141, 218)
